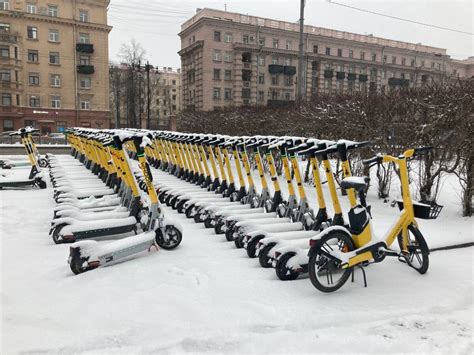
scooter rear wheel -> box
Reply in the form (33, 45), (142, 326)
(259, 243), (276, 268)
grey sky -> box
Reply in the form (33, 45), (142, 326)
(108, 0), (473, 68)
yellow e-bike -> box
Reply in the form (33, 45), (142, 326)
(308, 147), (436, 292)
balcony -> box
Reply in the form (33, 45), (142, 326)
(347, 73), (357, 81)
(336, 72), (345, 80)
(77, 65), (95, 74)
(76, 43), (94, 53)
(324, 70), (333, 79)
(283, 66), (296, 76)
(0, 56), (21, 67)
(0, 31), (18, 44)
(268, 64), (284, 74)
(0, 80), (22, 90)
(359, 74), (368, 82)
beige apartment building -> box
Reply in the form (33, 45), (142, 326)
(179, 8), (473, 111)
(0, 0), (111, 133)
(112, 64), (181, 130)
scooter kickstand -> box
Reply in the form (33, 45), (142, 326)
(351, 265), (368, 288)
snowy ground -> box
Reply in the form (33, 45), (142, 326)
(1, 158), (473, 354)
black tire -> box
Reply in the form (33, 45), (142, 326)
(275, 253), (300, 281)
(39, 158), (49, 168)
(158, 192), (167, 204)
(246, 236), (264, 258)
(193, 212), (202, 223)
(69, 247), (87, 275)
(51, 224), (66, 244)
(155, 225), (182, 250)
(234, 235), (244, 248)
(36, 178), (47, 189)
(214, 219), (225, 234)
(308, 231), (355, 293)
(259, 243), (276, 268)
(397, 225), (429, 274)
(225, 228), (234, 242)
(176, 200), (186, 213)
(204, 216), (213, 229)
(185, 206), (194, 219)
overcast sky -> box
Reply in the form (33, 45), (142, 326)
(107, 0), (473, 68)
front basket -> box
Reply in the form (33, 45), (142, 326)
(396, 200), (443, 220)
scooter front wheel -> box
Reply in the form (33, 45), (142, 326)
(155, 225), (182, 250)
(275, 253), (300, 281)
(308, 231), (355, 293)
(397, 225), (429, 274)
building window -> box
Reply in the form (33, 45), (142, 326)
(242, 69), (251, 81)
(0, 0), (9, 10)
(26, 3), (36, 13)
(271, 75), (278, 85)
(324, 79), (331, 89)
(337, 48), (342, 57)
(214, 31), (221, 42)
(50, 74), (61, 87)
(48, 5), (58, 17)
(79, 55), (90, 65)
(286, 41), (292, 50)
(0, 46), (9, 58)
(3, 119), (13, 131)
(243, 35), (249, 44)
(27, 49), (38, 62)
(28, 72), (39, 85)
(212, 88), (221, 99)
(381, 70), (386, 79)
(273, 39), (279, 48)
(80, 76), (91, 88)
(400, 73), (405, 79)
(271, 56), (278, 65)
(392, 56), (397, 64)
(371, 53), (376, 61)
(48, 29), (59, 42)
(383, 55), (387, 63)
(401, 58), (406, 66)
(224, 51), (232, 62)
(56, 121), (66, 132)
(360, 52), (365, 60)
(325, 47), (330, 55)
(257, 91), (264, 102)
(79, 10), (88, 22)
(258, 56), (265, 66)
(224, 33), (232, 43)
(80, 100), (90, 110)
(241, 88), (250, 99)
(349, 50), (353, 58)
(348, 81), (354, 92)
(0, 70), (10, 81)
(313, 45), (318, 54)
(285, 76), (292, 86)
(258, 73), (265, 84)
(284, 92), (291, 100)
(411, 58), (415, 67)
(29, 96), (40, 107)
(224, 88), (232, 100)
(49, 52), (60, 64)
(212, 50), (221, 61)
(431, 61), (435, 68)
(1, 93), (12, 106)
(421, 60), (425, 67)
(224, 70), (232, 81)
(284, 58), (291, 66)
(213, 68), (221, 80)
(258, 37), (265, 46)
(51, 95), (61, 108)
(79, 33), (90, 44)
(27, 26), (38, 40)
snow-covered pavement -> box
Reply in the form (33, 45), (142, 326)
(1, 163), (473, 354)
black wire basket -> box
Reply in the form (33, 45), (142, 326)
(396, 200), (443, 220)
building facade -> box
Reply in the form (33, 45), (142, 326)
(111, 64), (181, 130)
(179, 8), (472, 111)
(0, 0), (111, 133)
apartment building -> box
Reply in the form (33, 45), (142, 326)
(0, 0), (111, 133)
(111, 64), (181, 130)
(178, 8), (472, 111)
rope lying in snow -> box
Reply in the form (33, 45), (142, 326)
(430, 242), (474, 252)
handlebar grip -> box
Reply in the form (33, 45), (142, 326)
(414, 146), (433, 156)
(103, 139), (115, 148)
(362, 155), (383, 166)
